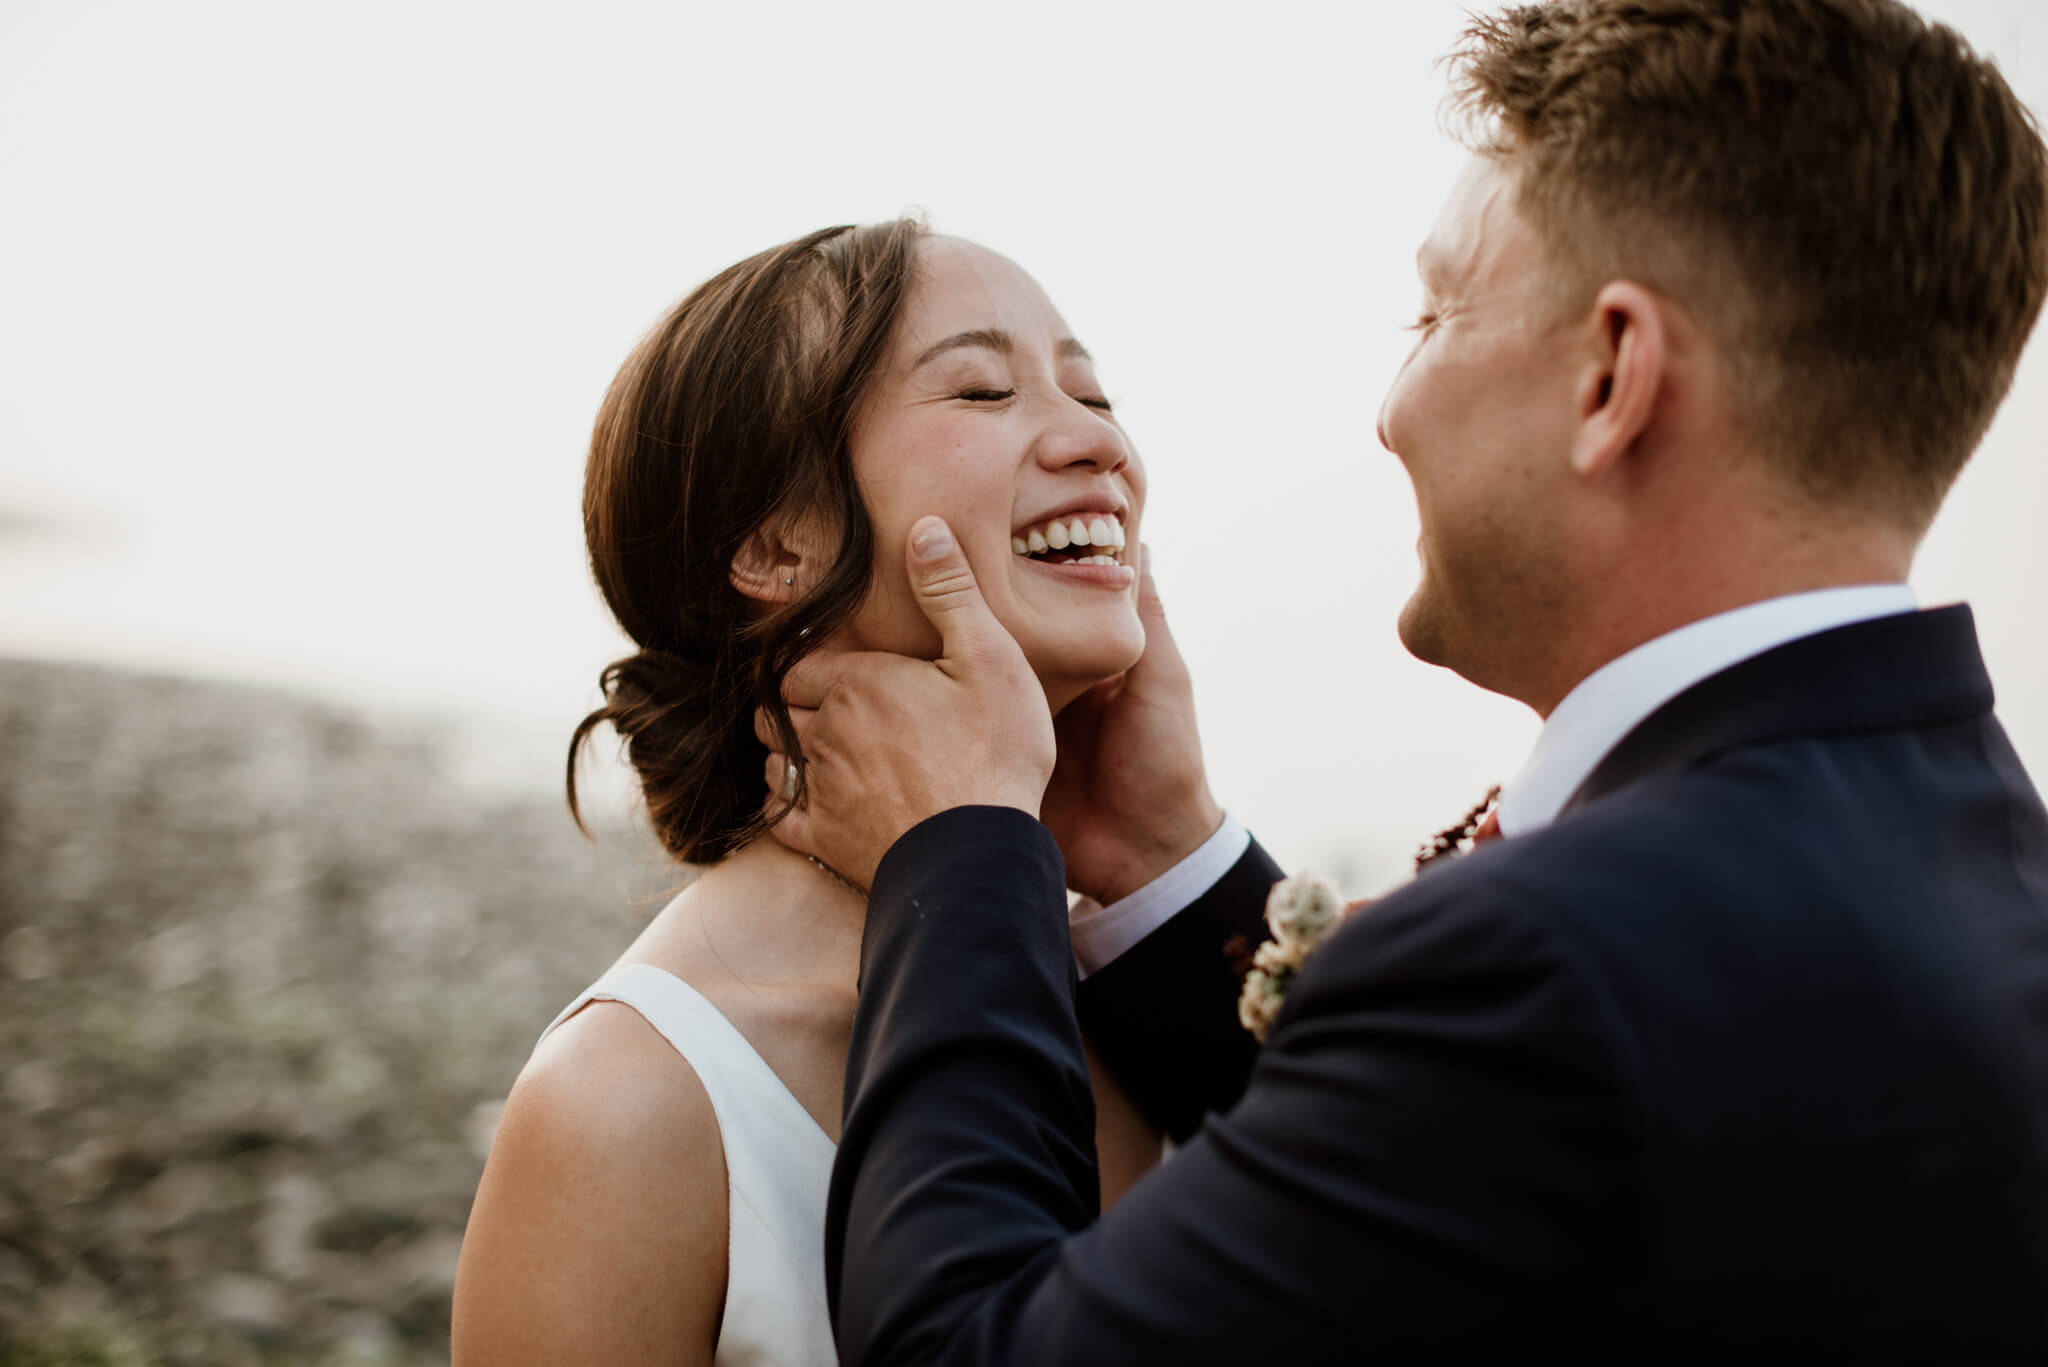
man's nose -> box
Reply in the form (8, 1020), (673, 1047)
(1376, 362), (1412, 457)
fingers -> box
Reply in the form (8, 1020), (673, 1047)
(753, 703), (816, 754)
(763, 750), (799, 803)
(782, 651), (852, 710)
(760, 777), (821, 861)
(905, 516), (1004, 664)
(761, 749), (822, 854)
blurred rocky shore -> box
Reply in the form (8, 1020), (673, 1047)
(0, 658), (675, 1365)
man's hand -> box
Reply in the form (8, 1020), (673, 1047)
(1041, 546), (1224, 906)
(763, 516), (1054, 890)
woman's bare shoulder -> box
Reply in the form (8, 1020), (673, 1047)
(452, 1000), (728, 1365)
(513, 996), (728, 1156)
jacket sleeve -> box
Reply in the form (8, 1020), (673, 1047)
(1072, 836), (1282, 1142)
(825, 807), (1639, 1366)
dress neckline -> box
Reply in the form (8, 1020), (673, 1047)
(548, 961), (838, 1150)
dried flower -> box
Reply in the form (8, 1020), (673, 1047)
(1412, 784), (1501, 872)
(1244, 789), (1504, 1039)
(1264, 872), (1344, 950)
(1238, 871), (1348, 1042)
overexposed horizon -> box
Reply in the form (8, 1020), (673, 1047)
(6, 0), (2045, 891)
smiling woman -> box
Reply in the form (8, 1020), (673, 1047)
(562, 223), (1147, 865)
(832, 236), (1146, 708)
(450, 220), (1160, 1367)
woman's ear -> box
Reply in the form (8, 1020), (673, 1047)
(729, 509), (833, 604)
(1570, 280), (1667, 479)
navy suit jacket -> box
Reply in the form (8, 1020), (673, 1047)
(824, 605), (2048, 1363)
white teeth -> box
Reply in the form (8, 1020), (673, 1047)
(1014, 513), (1126, 557)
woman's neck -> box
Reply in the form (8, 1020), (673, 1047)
(679, 835), (868, 994)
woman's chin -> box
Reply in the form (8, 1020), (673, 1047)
(1028, 635), (1146, 715)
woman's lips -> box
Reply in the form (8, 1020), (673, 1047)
(1017, 555), (1135, 589)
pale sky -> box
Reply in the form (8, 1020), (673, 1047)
(4, 0), (2044, 890)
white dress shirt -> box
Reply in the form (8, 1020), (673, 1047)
(1069, 814), (1248, 979)
(1076, 584), (1921, 976)
(1495, 583), (1919, 836)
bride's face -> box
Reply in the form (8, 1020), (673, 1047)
(836, 237), (1147, 710)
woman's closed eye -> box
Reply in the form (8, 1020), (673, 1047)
(954, 386), (1115, 413)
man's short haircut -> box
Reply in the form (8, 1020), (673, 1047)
(1449, 0), (2048, 526)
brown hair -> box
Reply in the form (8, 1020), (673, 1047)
(1447, 0), (2048, 524)
(566, 219), (926, 863)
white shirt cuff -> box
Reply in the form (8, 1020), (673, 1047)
(1069, 813), (1250, 980)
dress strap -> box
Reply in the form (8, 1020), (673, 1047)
(542, 962), (837, 1313)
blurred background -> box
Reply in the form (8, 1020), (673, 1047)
(2, 1), (2042, 1361)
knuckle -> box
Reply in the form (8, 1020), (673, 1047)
(921, 564), (980, 600)
(803, 729), (839, 768)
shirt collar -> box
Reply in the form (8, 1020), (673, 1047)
(1495, 584), (1921, 837)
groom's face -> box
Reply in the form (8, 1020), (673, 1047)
(1378, 155), (1588, 698)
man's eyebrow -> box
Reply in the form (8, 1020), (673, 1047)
(912, 328), (1014, 369)
(1057, 337), (1092, 362)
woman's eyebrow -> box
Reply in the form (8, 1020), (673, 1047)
(913, 328), (1013, 369)
(910, 330), (1094, 369)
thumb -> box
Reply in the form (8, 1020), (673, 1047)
(1135, 543), (1169, 629)
(1127, 543), (1191, 685)
(907, 516), (1002, 661)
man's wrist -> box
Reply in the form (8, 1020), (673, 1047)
(1069, 810), (1248, 978)
(1092, 793), (1225, 907)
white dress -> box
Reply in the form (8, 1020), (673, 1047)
(540, 962), (840, 1366)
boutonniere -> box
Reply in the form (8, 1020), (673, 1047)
(1411, 784), (1503, 872)
(1238, 785), (1504, 1041)
(1237, 872), (1347, 1042)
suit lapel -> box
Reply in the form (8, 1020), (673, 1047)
(1561, 604), (1993, 817)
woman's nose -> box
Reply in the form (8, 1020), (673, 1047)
(1034, 401), (1129, 476)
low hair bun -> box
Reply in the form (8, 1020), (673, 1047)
(597, 648), (715, 738)
(567, 646), (753, 864)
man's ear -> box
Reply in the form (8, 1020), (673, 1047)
(1570, 280), (1667, 479)
(729, 510), (834, 604)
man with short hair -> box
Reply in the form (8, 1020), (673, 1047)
(774, 1), (2048, 1359)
